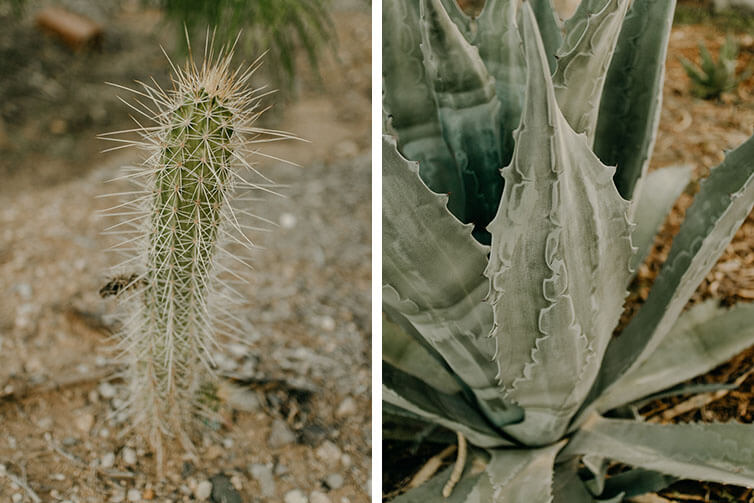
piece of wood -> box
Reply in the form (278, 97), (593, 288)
(35, 7), (103, 50)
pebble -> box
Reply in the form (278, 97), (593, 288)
(226, 388), (260, 412)
(194, 480), (212, 501)
(341, 454), (352, 468)
(268, 419), (296, 448)
(210, 474), (242, 503)
(320, 316), (336, 332)
(325, 473), (344, 490)
(280, 212), (297, 229)
(74, 412), (95, 433)
(102, 452), (115, 468)
(335, 397), (357, 418)
(99, 382), (117, 399)
(274, 463), (289, 476)
(127, 488), (141, 501)
(284, 489), (308, 503)
(122, 447), (137, 465)
(249, 464), (276, 497)
(310, 492), (331, 503)
(12, 494), (22, 503)
(315, 441), (342, 467)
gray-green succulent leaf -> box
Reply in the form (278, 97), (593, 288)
(593, 0), (677, 202)
(596, 299), (754, 412)
(486, 3), (633, 445)
(593, 134), (754, 403)
(564, 415), (754, 488)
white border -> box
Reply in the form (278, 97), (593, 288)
(371, 0), (383, 501)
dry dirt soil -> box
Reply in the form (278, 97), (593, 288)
(0, 0), (371, 502)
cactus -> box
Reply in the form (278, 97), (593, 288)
(384, 0), (754, 500)
(680, 35), (750, 99)
(102, 39), (288, 465)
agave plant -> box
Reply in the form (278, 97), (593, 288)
(680, 35), (750, 100)
(383, 0), (754, 500)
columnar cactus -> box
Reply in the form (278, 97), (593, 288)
(103, 42), (284, 464)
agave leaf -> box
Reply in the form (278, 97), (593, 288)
(383, 312), (462, 395)
(464, 443), (565, 502)
(440, 0), (476, 41)
(382, 135), (488, 310)
(384, 284), (524, 429)
(630, 165), (693, 271)
(553, 0), (630, 144)
(486, 3), (633, 445)
(596, 299), (754, 412)
(529, 0), (563, 73)
(628, 382), (738, 410)
(383, 0), (467, 219)
(419, 0), (504, 241)
(474, 0), (527, 167)
(592, 134), (754, 401)
(600, 468), (678, 500)
(382, 137), (520, 425)
(565, 415), (754, 488)
(594, 0), (677, 201)
(383, 363), (512, 448)
(554, 460), (604, 503)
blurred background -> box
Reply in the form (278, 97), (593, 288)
(0, 0), (371, 501)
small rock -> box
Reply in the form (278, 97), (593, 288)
(335, 397), (357, 418)
(249, 464), (276, 497)
(280, 213), (297, 229)
(315, 441), (342, 467)
(210, 473), (242, 503)
(99, 382), (116, 399)
(62, 437), (79, 446)
(320, 316), (336, 332)
(122, 447), (137, 465)
(181, 461), (195, 478)
(310, 491), (331, 503)
(142, 488), (154, 500)
(225, 387), (260, 412)
(102, 452), (115, 468)
(194, 480), (212, 501)
(37, 417), (53, 430)
(325, 473), (344, 490)
(88, 390), (100, 403)
(340, 454), (352, 468)
(222, 437), (234, 449)
(268, 419), (296, 448)
(25, 356), (42, 373)
(284, 489), (308, 503)
(12, 494), (22, 503)
(274, 463), (289, 476)
(14, 283), (32, 300)
(230, 475), (243, 491)
(127, 488), (141, 501)
(74, 412), (95, 433)
(299, 424), (327, 446)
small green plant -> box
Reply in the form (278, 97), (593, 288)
(680, 35), (750, 99)
(102, 38), (290, 466)
(383, 0), (754, 500)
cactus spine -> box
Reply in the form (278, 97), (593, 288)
(103, 40), (286, 464)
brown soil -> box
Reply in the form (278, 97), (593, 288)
(0, 0), (371, 502)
